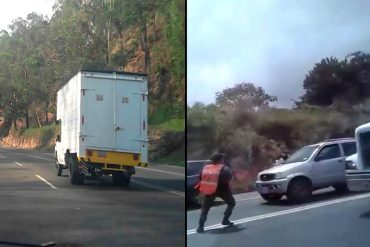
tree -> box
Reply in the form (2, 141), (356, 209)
(215, 82), (277, 110)
(300, 52), (370, 107)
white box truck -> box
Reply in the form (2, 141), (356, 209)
(54, 70), (148, 186)
(346, 122), (370, 191)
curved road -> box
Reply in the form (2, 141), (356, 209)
(0, 146), (184, 246)
(187, 189), (370, 247)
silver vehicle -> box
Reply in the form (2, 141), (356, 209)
(255, 138), (357, 202)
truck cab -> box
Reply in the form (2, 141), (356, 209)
(346, 122), (370, 191)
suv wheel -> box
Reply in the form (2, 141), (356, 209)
(287, 178), (312, 202)
(261, 194), (283, 202)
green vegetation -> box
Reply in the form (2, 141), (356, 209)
(157, 118), (185, 132)
(154, 149), (185, 167)
(0, 0), (184, 130)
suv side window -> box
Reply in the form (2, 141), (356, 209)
(342, 142), (357, 156)
(315, 144), (341, 161)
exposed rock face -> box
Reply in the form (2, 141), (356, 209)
(2, 128), (41, 149)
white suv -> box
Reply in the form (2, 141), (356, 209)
(255, 138), (356, 202)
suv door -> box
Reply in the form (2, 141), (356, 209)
(312, 144), (344, 186)
(186, 161), (207, 187)
(338, 141), (357, 180)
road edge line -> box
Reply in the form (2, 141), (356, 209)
(132, 180), (184, 197)
(35, 174), (58, 189)
(14, 161), (23, 167)
(136, 166), (184, 176)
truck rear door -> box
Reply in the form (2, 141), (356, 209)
(81, 73), (146, 155)
(114, 80), (143, 153)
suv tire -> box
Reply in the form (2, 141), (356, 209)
(287, 178), (312, 202)
(261, 194), (283, 202)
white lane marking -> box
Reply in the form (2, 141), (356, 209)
(236, 196), (261, 202)
(132, 180), (184, 197)
(187, 192), (370, 235)
(35, 175), (58, 189)
(136, 166), (184, 176)
(29, 155), (53, 161)
(215, 196), (260, 203)
(14, 162), (23, 167)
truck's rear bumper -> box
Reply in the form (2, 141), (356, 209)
(346, 171), (370, 191)
(78, 150), (148, 171)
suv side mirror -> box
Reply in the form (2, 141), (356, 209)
(56, 135), (61, 142)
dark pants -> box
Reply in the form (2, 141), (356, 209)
(198, 190), (236, 226)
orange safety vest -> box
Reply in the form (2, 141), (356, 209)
(194, 164), (224, 195)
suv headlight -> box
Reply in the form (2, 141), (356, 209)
(274, 172), (286, 179)
(346, 160), (357, 170)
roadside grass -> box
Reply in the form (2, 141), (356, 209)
(156, 118), (185, 132)
(154, 149), (185, 167)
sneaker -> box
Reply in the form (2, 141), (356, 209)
(221, 219), (234, 226)
(196, 226), (204, 233)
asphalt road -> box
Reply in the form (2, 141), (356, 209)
(0, 146), (185, 247)
(187, 189), (370, 247)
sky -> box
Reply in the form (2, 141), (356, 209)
(188, 0), (370, 108)
(0, 0), (54, 32)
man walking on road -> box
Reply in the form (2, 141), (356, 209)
(195, 153), (236, 233)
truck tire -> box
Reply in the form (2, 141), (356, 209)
(55, 153), (63, 176)
(112, 171), (131, 187)
(287, 177), (312, 203)
(67, 154), (84, 185)
(260, 194), (283, 202)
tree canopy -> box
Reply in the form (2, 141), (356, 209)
(0, 0), (185, 129)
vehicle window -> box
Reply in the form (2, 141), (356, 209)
(285, 145), (318, 163)
(342, 142), (357, 156)
(187, 162), (207, 176)
(316, 144), (341, 161)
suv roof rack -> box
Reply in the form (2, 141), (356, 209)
(322, 137), (355, 143)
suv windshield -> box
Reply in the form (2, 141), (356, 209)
(285, 145), (319, 164)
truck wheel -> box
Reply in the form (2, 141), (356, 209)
(68, 155), (84, 185)
(261, 194), (283, 202)
(112, 172), (131, 187)
(287, 178), (312, 202)
(55, 154), (63, 176)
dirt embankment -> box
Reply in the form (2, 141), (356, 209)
(1, 125), (59, 150)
